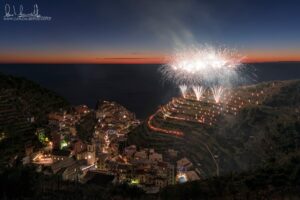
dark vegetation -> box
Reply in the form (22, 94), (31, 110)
(160, 152), (300, 200)
(0, 166), (145, 200)
(76, 111), (97, 142)
(215, 81), (300, 172)
(0, 73), (69, 125)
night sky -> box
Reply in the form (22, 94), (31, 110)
(1, 0), (300, 63)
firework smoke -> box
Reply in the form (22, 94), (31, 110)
(211, 86), (224, 103)
(179, 85), (188, 98)
(192, 86), (205, 101)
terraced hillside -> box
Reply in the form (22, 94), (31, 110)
(0, 73), (69, 169)
(128, 80), (300, 177)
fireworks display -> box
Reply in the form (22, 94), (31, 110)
(211, 86), (224, 103)
(150, 45), (266, 138)
(161, 45), (243, 86)
(160, 45), (244, 103)
(179, 85), (188, 98)
(192, 86), (205, 101)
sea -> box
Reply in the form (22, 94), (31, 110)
(0, 62), (299, 119)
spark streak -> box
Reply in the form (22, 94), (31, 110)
(211, 86), (224, 103)
(192, 86), (205, 101)
(179, 85), (188, 98)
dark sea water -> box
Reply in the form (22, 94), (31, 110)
(0, 63), (299, 119)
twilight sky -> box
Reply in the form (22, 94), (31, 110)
(0, 0), (300, 63)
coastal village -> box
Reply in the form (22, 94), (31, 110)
(22, 100), (201, 194)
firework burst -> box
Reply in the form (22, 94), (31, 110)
(160, 45), (244, 86)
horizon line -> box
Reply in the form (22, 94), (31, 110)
(1, 56), (300, 64)
(1, 60), (300, 65)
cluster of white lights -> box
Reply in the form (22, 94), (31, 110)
(161, 45), (243, 86)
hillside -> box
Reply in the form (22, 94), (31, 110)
(0, 73), (69, 169)
(128, 80), (300, 177)
(160, 151), (300, 200)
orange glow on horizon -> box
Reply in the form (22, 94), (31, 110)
(0, 51), (299, 64)
(0, 53), (166, 64)
(241, 49), (300, 63)
(242, 57), (300, 63)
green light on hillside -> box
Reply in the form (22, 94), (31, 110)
(37, 130), (48, 145)
(130, 179), (139, 185)
(60, 140), (68, 149)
